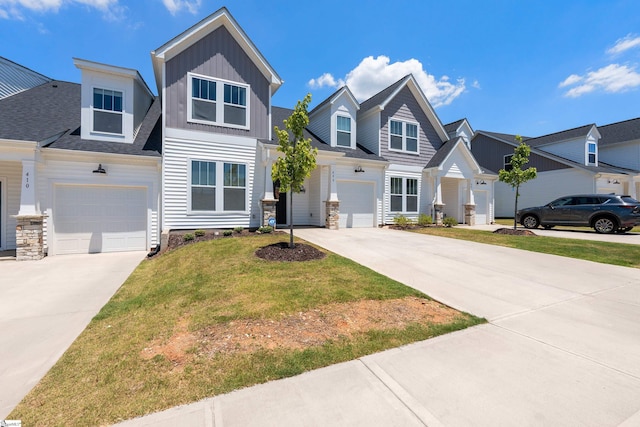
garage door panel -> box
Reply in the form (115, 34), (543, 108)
(338, 181), (375, 228)
(53, 185), (147, 254)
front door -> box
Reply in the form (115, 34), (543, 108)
(274, 181), (288, 226)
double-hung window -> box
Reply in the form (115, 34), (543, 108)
(503, 154), (513, 172)
(336, 116), (351, 147)
(188, 73), (249, 129)
(390, 177), (418, 213)
(587, 142), (597, 165)
(93, 88), (123, 134)
(190, 160), (247, 212)
(389, 119), (419, 153)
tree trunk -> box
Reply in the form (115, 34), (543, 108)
(513, 184), (519, 230)
(289, 190), (294, 248)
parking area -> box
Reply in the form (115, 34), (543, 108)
(471, 223), (640, 244)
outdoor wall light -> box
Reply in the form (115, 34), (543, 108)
(476, 180), (486, 185)
(608, 179), (620, 184)
(354, 165), (365, 173)
(93, 164), (106, 174)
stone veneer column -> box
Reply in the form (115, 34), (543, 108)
(16, 215), (45, 261)
(464, 204), (476, 226)
(434, 204), (445, 226)
(261, 199), (277, 228)
(325, 201), (339, 230)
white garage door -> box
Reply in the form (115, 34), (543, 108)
(474, 190), (488, 225)
(53, 185), (147, 254)
(338, 181), (375, 228)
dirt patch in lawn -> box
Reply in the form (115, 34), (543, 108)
(140, 297), (460, 368)
(493, 227), (537, 236)
(255, 242), (326, 262)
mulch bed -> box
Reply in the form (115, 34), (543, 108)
(255, 242), (326, 262)
(493, 227), (537, 236)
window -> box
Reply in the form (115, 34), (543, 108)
(503, 154), (513, 172)
(188, 74), (249, 129)
(336, 116), (351, 147)
(190, 160), (247, 212)
(390, 177), (418, 213)
(93, 88), (123, 134)
(587, 142), (597, 165)
(388, 119), (419, 153)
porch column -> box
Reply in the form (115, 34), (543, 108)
(464, 178), (476, 226)
(16, 159), (45, 260)
(324, 165), (339, 230)
(433, 175), (444, 226)
(261, 159), (277, 228)
(18, 159), (39, 216)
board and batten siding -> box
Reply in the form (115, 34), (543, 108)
(0, 161), (22, 250)
(600, 142), (640, 171)
(494, 168), (595, 217)
(472, 133), (570, 173)
(380, 86), (443, 167)
(165, 25), (270, 139)
(39, 158), (160, 251)
(163, 134), (257, 229)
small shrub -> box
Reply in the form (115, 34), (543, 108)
(443, 217), (458, 227)
(257, 226), (273, 234)
(183, 233), (195, 241)
(417, 214), (433, 226)
(233, 226), (244, 234)
(194, 229), (205, 237)
(223, 230), (233, 237)
(393, 215), (413, 229)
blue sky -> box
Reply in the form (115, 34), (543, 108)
(1, 0), (639, 137)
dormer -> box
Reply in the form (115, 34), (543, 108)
(530, 124), (601, 167)
(308, 86), (359, 149)
(444, 119), (474, 150)
(74, 58), (154, 144)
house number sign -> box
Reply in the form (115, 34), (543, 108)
(24, 171), (30, 189)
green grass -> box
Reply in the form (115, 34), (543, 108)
(11, 234), (482, 426)
(413, 226), (640, 268)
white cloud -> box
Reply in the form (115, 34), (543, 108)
(607, 34), (640, 55)
(0, 0), (122, 20)
(162, 0), (200, 15)
(560, 64), (640, 97)
(308, 55), (467, 108)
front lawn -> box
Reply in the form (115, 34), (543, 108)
(11, 234), (482, 426)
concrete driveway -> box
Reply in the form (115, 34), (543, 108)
(0, 251), (146, 418)
(471, 223), (640, 245)
(117, 228), (640, 426)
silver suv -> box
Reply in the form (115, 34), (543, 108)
(516, 194), (640, 234)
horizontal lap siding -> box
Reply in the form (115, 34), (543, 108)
(599, 143), (640, 171)
(357, 113), (380, 155)
(0, 161), (22, 250)
(164, 135), (257, 229)
(384, 169), (422, 224)
(165, 26), (270, 139)
(380, 87), (442, 167)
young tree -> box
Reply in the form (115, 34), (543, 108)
(499, 136), (537, 229)
(272, 93), (318, 248)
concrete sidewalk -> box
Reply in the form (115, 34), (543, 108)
(0, 251), (146, 418)
(116, 228), (640, 426)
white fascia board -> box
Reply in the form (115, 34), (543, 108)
(151, 7), (282, 93)
(387, 163), (424, 173)
(331, 87), (360, 110)
(73, 57), (154, 98)
(588, 124), (602, 141)
(165, 127), (258, 148)
(41, 147), (161, 166)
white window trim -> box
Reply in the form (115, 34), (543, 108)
(187, 72), (250, 131)
(91, 85), (125, 136)
(586, 141), (598, 166)
(388, 118), (420, 154)
(187, 158), (249, 214)
(389, 176), (419, 213)
(503, 154), (513, 171)
(336, 115), (352, 148)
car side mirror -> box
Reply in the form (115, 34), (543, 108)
(547, 204), (555, 210)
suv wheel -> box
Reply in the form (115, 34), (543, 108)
(522, 215), (539, 229)
(593, 217), (617, 234)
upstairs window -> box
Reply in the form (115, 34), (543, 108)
(336, 116), (351, 147)
(389, 119), (419, 153)
(587, 142), (597, 165)
(503, 154), (513, 172)
(93, 88), (123, 134)
(188, 74), (249, 129)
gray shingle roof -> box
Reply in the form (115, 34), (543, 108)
(359, 75), (410, 114)
(265, 106), (385, 161)
(425, 138), (458, 169)
(443, 119), (465, 134)
(598, 117), (640, 147)
(0, 80), (161, 157)
(523, 124), (594, 148)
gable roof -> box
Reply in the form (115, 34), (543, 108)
(265, 106), (385, 161)
(523, 124), (598, 148)
(151, 7), (282, 96)
(358, 74), (449, 142)
(443, 119), (466, 134)
(0, 80), (161, 157)
(425, 137), (488, 174)
(598, 117), (640, 147)
(309, 86), (359, 117)
(0, 56), (51, 100)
